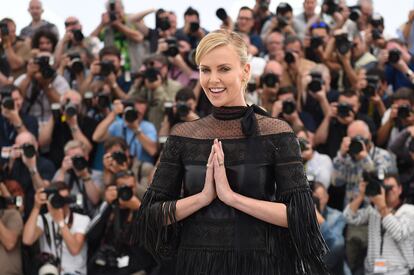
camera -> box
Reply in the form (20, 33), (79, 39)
(0, 196), (23, 209)
(335, 33), (352, 55)
(348, 6), (361, 22)
(247, 79), (256, 93)
(308, 72), (324, 93)
(190, 22), (200, 33)
(68, 52), (84, 75)
(99, 60), (115, 77)
(124, 106), (138, 123)
(97, 92), (111, 109)
(109, 0), (117, 21)
(310, 36), (324, 50)
(370, 14), (384, 28)
(176, 101), (190, 117)
(298, 137), (309, 152)
(111, 151), (127, 165)
(348, 135), (367, 157)
(276, 15), (288, 29)
(216, 8), (228, 21)
(371, 29), (382, 40)
(93, 244), (118, 268)
(363, 170), (392, 197)
(42, 187), (76, 209)
(0, 22), (9, 37)
(284, 51), (295, 64)
(388, 49), (401, 64)
(1, 96), (14, 110)
(282, 100), (296, 115)
(142, 67), (160, 83)
(117, 185), (133, 201)
(71, 29), (84, 43)
(337, 102), (352, 118)
(260, 73), (279, 88)
(71, 155), (88, 171)
(34, 56), (56, 79)
(163, 37), (179, 57)
(397, 104), (411, 119)
(157, 17), (171, 31)
(22, 143), (36, 158)
(64, 103), (77, 118)
(323, 0), (341, 15)
(362, 75), (379, 98)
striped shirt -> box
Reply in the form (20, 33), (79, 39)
(344, 204), (414, 275)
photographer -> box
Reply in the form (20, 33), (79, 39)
(296, 128), (333, 189)
(294, 0), (319, 40)
(6, 132), (55, 218)
(400, 10), (414, 55)
(31, 28), (58, 54)
(260, 2), (296, 40)
(53, 140), (101, 217)
(304, 21), (331, 64)
(87, 171), (154, 275)
(235, 7), (264, 56)
(39, 90), (96, 168)
(14, 51), (69, 124)
(128, 54), (182, 130)
(378, 39), (414, 91)
(331, 120), (397, 208)
(159, 87), (199, 138)
(263, 30), (285, 62)
(0, 18), (31, 80)
(90, 0), (144, 73)
(93, 98), (158, 165)
(271, 86), (316, 133)
(175, 7), (207, 49)
(0, 183), (24, 275)
(258, 60), (282, 112)
(377, 87), (414, 147)
(0, 85), (38, 150)
(314, 90), (375, 158)
(252, 0), (273, 35)
(343, 174), (414, 275)
(312, 182), (346, 275)
(23, 182), (90, 275)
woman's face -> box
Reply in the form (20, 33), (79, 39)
(199, 44), (249, 107)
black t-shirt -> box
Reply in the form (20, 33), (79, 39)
(48, 115), (97, 168)
(9, 157), (55, 220)
(0, 113), (38, 151)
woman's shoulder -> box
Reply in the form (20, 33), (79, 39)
(256, 114), (294, 136)
(169, 116), (213, 139)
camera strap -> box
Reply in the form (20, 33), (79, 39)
(122, 126), (138, 158)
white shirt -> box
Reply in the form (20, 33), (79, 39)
(36, 212), (90, 275)
(306, 151), (333, 189)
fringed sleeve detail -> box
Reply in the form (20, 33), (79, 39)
(129, 136), (184, 262)
(271, 133), (329, 274)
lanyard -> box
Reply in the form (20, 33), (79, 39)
(380, 221), (385, 256)
(122, 126), (138, 157)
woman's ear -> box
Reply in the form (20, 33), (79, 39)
(243, 63), (251, 82)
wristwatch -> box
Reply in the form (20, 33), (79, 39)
(58, 220), (65, 229)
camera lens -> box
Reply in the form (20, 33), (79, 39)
(22, 144), (36, 158)
(216, 8), (228, 21)
(261, 73), (279, 88)
(388, 49), (401, 64)
(190, 22), (200, 33)
(124, 106), (138, 123)
(284, 51), (295, 64)
(1, 97), (14, 110)
(398, 105), (411, 119)
(337, 103), (351, 118)
(117, 185), (133, 201)
(49, 193), (66, 209)
(65, 103), (77, 117)
(111, 151), (127, 165)
(72, 155), (88, 171)
(282, 100), (296, 115)
(349, 136), (365, 156)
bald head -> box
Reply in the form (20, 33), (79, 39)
(28, 0), (43, 21)
(61, 90), (82, 105)
(347, 120), (371, 141)
(15, 132), (37, 148)
(264, 60), (283, 77)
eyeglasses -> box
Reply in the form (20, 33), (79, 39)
(238, 16), (253, 21)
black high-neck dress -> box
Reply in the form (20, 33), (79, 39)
(131, 106), (328, 275)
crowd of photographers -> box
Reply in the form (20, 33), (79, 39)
(0, 0), (414, 274)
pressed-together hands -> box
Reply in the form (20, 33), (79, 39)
(200, 139), (234, 207)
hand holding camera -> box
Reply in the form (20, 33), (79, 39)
(60, 156), (74, 173)
(34, 188), (48, 209)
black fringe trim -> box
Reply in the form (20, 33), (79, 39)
(129, 189), (181, 262)
(272, 187), (330, 275)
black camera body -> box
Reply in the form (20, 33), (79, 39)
(42, 187), (76, 209)
(109, 0), (117, 21)
(117, 185), (133, 201)
(157, 17), (171, 31)
(99, 61), (115, 77)
(388, 49), (401, 64)
(284, 51), (295, 64)
(93, 244), (119, 268)
(276, 15), (288, 29)
(260, 73), (279, 88)
(1, 96), (14, 110)
(64, 102), (77, 118)
(68, 52), (84, 74)
(348, 135), (367, 157)
(111, 151), (127, 165)
(0, 22), (9, 37)
(371, 29), (382, 40)
(176, 101), (190, 117)
(397, 104), (411, 119)
(163, 37), (179, 57)
(298, 137), (309, 152)
(310, 36), (324, 50)
(190, 22), (200, 33)
(363, 170), (392, 197)
(362, 75), (380, 98)
(22, 143), (36, 158)
(337, 102), (352, 118)
(72, 155), (88, 171)
(97, 92), (111, 109)
(335, 34), (352, 55)
(123, 106), (138, 123)
(323, 0), (341, 15)
(34, 56), (56, 79)
(0, 196), (23, 209)
(282, 100), (296, 115)
(308, 72), (324, 93)
(71, 29), (84, 43)
(348, 6), (361, 22)
(141, 67), (160, 83)
(216, 8), (228, 21)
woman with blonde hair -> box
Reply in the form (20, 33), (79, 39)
(131, 29), (328, 274)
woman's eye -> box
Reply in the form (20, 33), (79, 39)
(200, 68), (210, 73)
(220, 67), (230, 72)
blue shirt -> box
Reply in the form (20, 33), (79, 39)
(108, 118), (157, 163)
(384, 59), (414, 91)
(320, 206), (346, 249)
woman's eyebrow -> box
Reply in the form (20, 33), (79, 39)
(199, 63), (231, 68)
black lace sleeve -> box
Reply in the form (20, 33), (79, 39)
(130, 135), (184, 261)
(270, 132), (329, 275)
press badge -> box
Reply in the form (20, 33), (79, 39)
(117, 255), (130, 268)
(373, 258), (387, 273)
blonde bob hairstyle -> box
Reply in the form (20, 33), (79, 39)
(195, 29), (249, 66)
